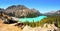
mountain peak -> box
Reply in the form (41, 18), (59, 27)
(3, 5), (40, 18)
(6, 5), (28, 9)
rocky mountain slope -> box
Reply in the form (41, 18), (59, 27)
(44, 10), (60, 16)
(0, 5), (41, 18)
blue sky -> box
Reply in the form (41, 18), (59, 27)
(0, 0), (60, 13)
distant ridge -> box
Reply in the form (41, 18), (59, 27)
(44, 10), (60, 16)
(0, 8), (4, 11)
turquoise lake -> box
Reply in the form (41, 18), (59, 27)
(19, 16), (47, 22)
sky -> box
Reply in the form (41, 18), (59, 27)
(0, 0), (60, 13)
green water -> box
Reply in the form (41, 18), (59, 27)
(19, 16), (47, 22)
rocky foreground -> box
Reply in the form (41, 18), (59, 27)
(0, 19), (22, 31)
(23, 24), (60, 31)
(0, 18), (60, 31)
(0, 16), (60, 31)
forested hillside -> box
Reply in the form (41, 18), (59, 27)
(23, 16), (60, 28)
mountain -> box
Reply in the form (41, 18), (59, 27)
(44, 10), (60, 16)
(4, 5), (41, 18)
(0, 8), (5, 14)
(55, 10), (60, 14)
(0, 8), (4, 11)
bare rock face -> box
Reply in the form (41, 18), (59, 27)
(4, 5), (40, 18)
